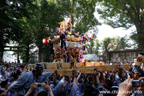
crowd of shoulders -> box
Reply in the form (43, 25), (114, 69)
(0, 62), (144, 96)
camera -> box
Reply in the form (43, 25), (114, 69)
(37, 83), (42, 87)
(132, 80), (143, 87)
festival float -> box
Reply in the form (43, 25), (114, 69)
(28, 18), (129, 76)
(42, 18), (93, 63)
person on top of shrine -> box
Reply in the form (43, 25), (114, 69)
(132, 52), (144, 76)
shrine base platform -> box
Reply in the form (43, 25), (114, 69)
(28, 62), (129, 76)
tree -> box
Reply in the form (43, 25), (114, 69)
(72, 0), (100, 34)
(0, 0), (34, 62)
(102, 37), (112, 53)
(56, 0), (100, 34)
(101, 36), (131, 62)
(25, 0), (65, 62)
(115, 36), (131, 50)
(102, 36), (131, 52)
(97, 0), (144, 50)
(15, 18), (35, 63)
(95, 39), (101, 55)
(11, 0), (68, 62)
(85, 40), (95, 54)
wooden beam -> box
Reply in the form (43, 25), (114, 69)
(57, 69), (73, 76)
(28, 63), (130, 76)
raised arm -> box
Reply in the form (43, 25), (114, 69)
(25, 83), (38, 96)
(42, 83), (54, 96)
(71, 71), (82, 96)
(77, 70), (81, 81)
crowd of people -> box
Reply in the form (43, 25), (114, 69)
(0, 59), (144, 96)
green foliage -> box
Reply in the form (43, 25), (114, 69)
(13, 0), (62, 62)
(97, 0), (144, 49)
(97, 0), (140, 28)
(73, 0), (100, 34)
(115, 36), (131, 50)
(29, 0), (66, 62)
(56, 0), (100, 34)
(102, 37), (111, 52)
(101, 36), (131, 53)
(0, 0), (36, 62)
(85, 39), (100, 55)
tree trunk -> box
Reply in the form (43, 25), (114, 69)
(71, 0), (74, 25)
(0, 33), (4, 63)
(136, 24), (144, 50)
(0, 46), (4, 63)
(38, 47), (42, 62)
(26, 44), (30, 64)
(138, 36), (144, 50)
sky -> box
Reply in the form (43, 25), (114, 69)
(94, 11), (136, 42)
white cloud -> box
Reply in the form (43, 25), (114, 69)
(97, 24), (136, 41)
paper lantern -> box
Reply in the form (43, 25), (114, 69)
(88, 33), (93, 39)
(42, 38), (47, 44)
